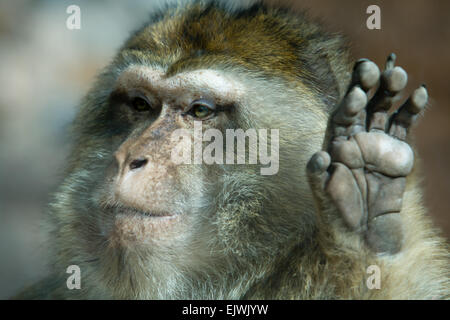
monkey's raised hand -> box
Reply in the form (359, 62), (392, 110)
(307, 54), (428, 255)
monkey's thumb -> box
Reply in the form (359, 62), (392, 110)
(306, 151), (331, 192)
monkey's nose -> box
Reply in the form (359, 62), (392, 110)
(129, 158), (148, 170)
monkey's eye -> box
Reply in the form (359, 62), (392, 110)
(131, 97), (151, 112)
(188, 99), (215, 119)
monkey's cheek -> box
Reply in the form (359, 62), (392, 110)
(104, 213), (188, 248)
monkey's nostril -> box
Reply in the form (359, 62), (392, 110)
(129, 158), (148, 170)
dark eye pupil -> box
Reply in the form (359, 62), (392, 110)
(194, 104), (211, 117)
(197, 105), (207, 112)
(132, 97), (150, 111)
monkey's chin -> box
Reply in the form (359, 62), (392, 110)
(104, 209), (186, 247)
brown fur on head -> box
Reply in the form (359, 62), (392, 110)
(45, 0), (354, 299)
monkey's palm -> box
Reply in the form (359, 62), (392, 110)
(307, 54), (428, 254)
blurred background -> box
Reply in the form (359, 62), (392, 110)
(0, 0), (448, 299)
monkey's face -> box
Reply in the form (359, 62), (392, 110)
(57, 55), (329, 298)
(96, 66), (247, 250)
(62, 57), (325, 299)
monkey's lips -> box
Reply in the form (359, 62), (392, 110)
(108, 204), (177, 218)
(102, 206), (185, 244)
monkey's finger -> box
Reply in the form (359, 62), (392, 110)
(367, 63), (408, 132)
(325, 163), (365, 230)
(388, 86), (428, 140)
(349, 59), (380, 93)
(384, 52), (396, 71)
(331, 86), (367, 137)
(329, 139), (364, 169)
(306, 151), (331, 192)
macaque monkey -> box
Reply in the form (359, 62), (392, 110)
(16, 0), (449, 299)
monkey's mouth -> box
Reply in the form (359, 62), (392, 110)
(136, 210), (176, 218)
(100, 204), (185, 244)
(105, 204), (177, 218)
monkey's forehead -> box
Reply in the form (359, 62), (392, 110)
(105, 1), (348, 109)
(118, 2), (309, 80)
(115, 66), (246, 100)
